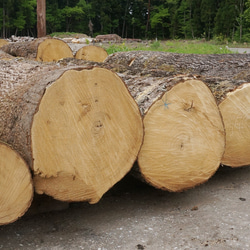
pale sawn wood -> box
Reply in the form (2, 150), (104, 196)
(0, 143), (33, 225)
(0, 39), (8, 48)
(219, 83), (250, 167)
(32, 67), (143, 203)
(75, 45), (108, 62)
(138, 79), (225, 192)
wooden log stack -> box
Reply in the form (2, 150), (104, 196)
(105, 51), (250, 190)
(1, 43), (250, 225)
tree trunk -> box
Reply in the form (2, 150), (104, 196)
(0, 142), (33, 225)
(37, 0), (46, 38)
(105, 51), (250, 189)
(0, 38), (73, 62)
(75, 45), (108, 62)
(0, 59), (143, 203)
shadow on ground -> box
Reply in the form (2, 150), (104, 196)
(0, 166), (250, 250)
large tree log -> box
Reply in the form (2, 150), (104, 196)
(137, 78), (225, 191)
(0, 38), (73, 62)
(75, 45), (108, 62)
(0, 142), (33, 225)
(104, 51), (250, 190)
(0, 59), (143, 203)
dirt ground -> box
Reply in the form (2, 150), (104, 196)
(0, 165), (250, 250)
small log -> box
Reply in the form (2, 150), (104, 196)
(0, 142), (33, 225)
(0, 59), (143, 203)
(218, 83), (250, 167)
(75, 45), (108, 62)
(0, 39), (8, 48)
(107, 51), (250, 168)
(1, 38), (73, 62)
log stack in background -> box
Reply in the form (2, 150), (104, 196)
(0, 37), (73, 62)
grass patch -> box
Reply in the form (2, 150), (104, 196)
(103, 39), (234, 55)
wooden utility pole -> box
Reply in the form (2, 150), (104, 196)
(37, 0), (46, 38)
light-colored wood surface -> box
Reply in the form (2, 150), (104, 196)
(219, 83), (250, 167)
(36, 38), (73, 62)
(0, 143), (33, 225)
(0, 39), (8, 48)
(138, 80), (225, 192)
(75, 45), (108, 62)
(32, 67), (143, 203)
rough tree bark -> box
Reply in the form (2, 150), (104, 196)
(0, 50), (13, 60)
(37, 0), (46, 38)
(105, 51), (250, 189)
(0, 58), (143, 203)
(0, 38), (73, 62)
(0, 142), (33, 225)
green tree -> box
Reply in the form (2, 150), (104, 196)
(214, 0), (237, 40)
(46, 0), (62, 33)
(178, 0), (195, 39)
(61, 5), (84, 32)
(200, 0), (216, 40)
(150, 4), (170, 38)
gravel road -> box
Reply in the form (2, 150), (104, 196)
(0, 166), (250, 250)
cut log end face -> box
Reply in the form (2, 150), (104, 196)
(138, 80), (225, 192)
(0, 39), (8, 48)
(75, 45), (108, 62)
(219, 83), (250, 167)
(0, 143), (33, 225)
(36, 39), (73, 62)
(31, 67), (143, 203)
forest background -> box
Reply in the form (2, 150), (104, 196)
(1, 0), (250, 43)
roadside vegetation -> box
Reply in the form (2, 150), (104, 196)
(103, 40), (235, 55)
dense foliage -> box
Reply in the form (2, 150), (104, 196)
(1, 0), (250, 42)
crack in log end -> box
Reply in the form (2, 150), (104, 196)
(184, 100), (194, 112)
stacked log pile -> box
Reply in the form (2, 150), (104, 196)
(1, 37), (108, 62)
(105, 51), (250, 169)
(1, 39), (250, 225)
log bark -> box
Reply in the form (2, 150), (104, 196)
(0, 38), (73, 62)
(0, 50), (14, 60)
(0, 59), (143, 203)
(75, 45), (108, 62)
(0, 142), (33, 225)
(106, 51), (250, 169)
